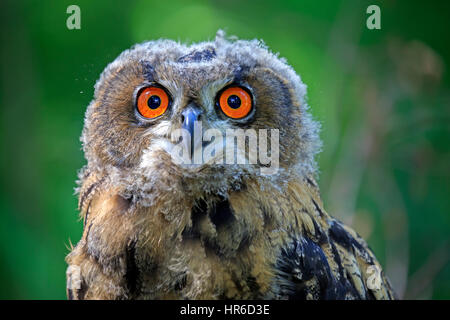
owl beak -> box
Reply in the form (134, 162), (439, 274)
(181, 105), (202, 159)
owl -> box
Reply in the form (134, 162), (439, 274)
(66, 31), (395, 300)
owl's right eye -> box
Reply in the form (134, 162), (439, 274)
(136, 86), (170, 119)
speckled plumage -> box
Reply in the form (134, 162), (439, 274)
(66, 31), (395, 300)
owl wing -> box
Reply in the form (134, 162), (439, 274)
(273, 179), (396, 300)
(275, 221), (396, 300)
(66, 170), (136, 300)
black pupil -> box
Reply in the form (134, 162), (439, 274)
(147, 95), (161, 109)
(227, 95), (241, 109)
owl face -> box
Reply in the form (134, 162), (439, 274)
(82, 31), (320, 198)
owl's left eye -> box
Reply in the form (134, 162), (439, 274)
(217, 86), (253, 119)
(136, 86), (170, 119)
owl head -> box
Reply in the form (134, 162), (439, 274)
(81, 31), (320, 203)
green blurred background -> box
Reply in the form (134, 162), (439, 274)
(0, 0), (449, 299)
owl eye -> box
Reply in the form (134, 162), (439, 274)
(136, 86), (170, 119)
(218, 86), (252, 119)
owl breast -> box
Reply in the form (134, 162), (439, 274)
(129, 192), (276, 299)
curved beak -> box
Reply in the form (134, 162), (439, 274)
(181, 104), (202, 159)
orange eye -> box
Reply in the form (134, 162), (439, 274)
(218, 86), (252, 119)
(136, 86), (170, 119)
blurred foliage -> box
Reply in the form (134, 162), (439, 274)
(0, 0), (449, 299)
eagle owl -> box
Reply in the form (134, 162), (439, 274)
(66, 31), (395, 300)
